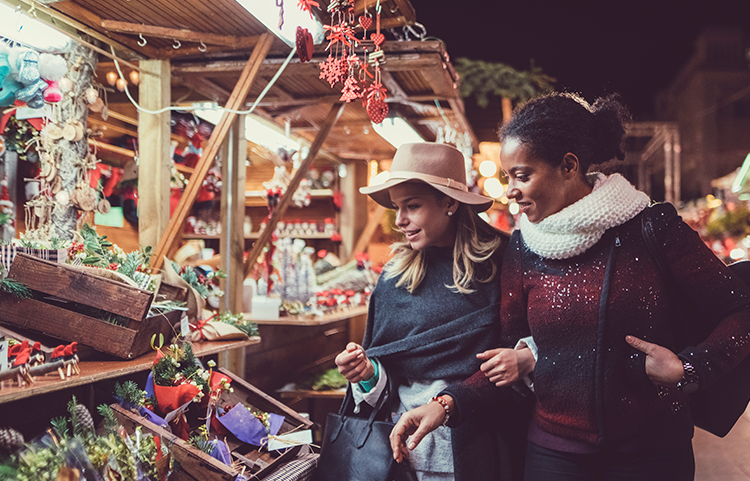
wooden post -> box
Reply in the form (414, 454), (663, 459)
(243, 102), (346, 278)
(151, 33), (274, 271)
(339, 161), (369, 261)
(218, 116), (247, 377)
(138, 59), (172, 250)
(349, 204), (386, 262)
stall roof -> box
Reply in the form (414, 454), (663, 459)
(23, 0), (476, 160)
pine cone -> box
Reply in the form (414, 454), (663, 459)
(0, 427), (25, 453)
(75, 404), (95, 433)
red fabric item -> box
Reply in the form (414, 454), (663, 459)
(183, 153), (200, 168)
(196, 185), (214, 203)
(170, 415), (191, 440)
(51, 345), (65, 360)
(12, 349), (30, 366)
(103, 167), (123, 197)
(169, 187), (182, 215)
(153, 382), (201, 414)
(211, 413), (230, 435)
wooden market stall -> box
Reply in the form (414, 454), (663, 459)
(0, 0), (479, 474)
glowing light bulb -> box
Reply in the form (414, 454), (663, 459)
(106, 71), (118, 87)
(479, 160), (497, 177)
(483, 177), (504, 198)
(115, 78), (127, 92)
(129, 70), (140, 86)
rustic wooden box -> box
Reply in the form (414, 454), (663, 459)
(111, 368), (316, 481)
(0, 253), (172, 359)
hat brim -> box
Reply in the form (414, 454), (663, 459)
(360, 178), (494, 212)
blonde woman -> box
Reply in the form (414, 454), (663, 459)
(334, 142), (531, 481)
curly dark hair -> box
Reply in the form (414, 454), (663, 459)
(498, 92), (632, 174)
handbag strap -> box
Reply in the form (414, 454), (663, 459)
(330, 380), (392, 447)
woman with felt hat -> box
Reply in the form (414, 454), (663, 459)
(328, 142), (532, 481)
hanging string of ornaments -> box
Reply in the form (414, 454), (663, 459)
(295, 0), (389, 124)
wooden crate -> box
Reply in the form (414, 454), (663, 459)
(112, 368), (315, 481)
(0, 253), (167, 359)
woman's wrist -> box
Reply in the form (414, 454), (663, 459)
(430, 394), (454, 426)
(515, 347), (536, 378)
(358, 358), (379, 392)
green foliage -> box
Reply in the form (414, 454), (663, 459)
(297, 368), (348, 391)
(0, 464), (18, 479)
(706, 205), (750, 238)
(80, 224), (113, 267)
(49, 417), (69, 440)
(454, 58), (555, 108)
(97, 404), (119, 436)
(0, 279), (31, 299)
(115, 381), (148, 408)
(218, 312), (259, 337)
(0, 211), (11, 227)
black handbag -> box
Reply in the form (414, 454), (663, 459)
(641, 206), (750, 437)
(314, 381), (405, 481)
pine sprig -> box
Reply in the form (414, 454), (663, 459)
(97, 404), (119, 435)
(114, 381), (147, 408)
(187, 435), (214, 455)
(50, 417), (69, 440)
(67, 396), (82, 438)
(0, 278), (32, 299)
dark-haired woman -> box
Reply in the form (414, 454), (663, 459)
(391, 93), (750, 481)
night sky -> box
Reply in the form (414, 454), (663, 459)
(407, 0), (750, 141)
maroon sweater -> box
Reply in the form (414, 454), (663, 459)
(446, 203), (750, 446)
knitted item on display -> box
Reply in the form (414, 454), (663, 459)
(519, 173), (650, 260)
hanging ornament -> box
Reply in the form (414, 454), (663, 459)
(0, 135), (5, 156)
(367, 95), (388, 123)
(129, 70), (140, 86)
(295, 26), (314, 63)
(339, 76), (361, 102)
(297, 0), (320, 18)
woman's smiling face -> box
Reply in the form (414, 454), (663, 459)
(500, 138), (573, 224)
(390, 182), (456, 250)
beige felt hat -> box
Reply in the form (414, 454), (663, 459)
(360, 142), (494, 212)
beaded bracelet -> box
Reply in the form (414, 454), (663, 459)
(430, 396), (451, 427)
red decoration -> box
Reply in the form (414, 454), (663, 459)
(297, 0), (320, 17)
(370, 32), (385, 47)
(367, 96), (388, 123)
(359, 15), (372, 30)
(339, 76), (362, 102)
(295, 26), (314, 63)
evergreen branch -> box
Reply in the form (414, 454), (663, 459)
(50, 417), (69, 440)
(97, 404), (119, 435)
(114, 381), (147, 408)
(0, 279), (32, 299)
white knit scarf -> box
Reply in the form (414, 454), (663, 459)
(519, 173), (650, 260)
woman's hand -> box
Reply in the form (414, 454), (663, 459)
(626, 335), (684, 387)
(477, 347), (535, 387)
(389, 398), (451, 463)
(335, 342), (374, 383)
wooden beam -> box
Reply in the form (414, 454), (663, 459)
(243, 102), (345, 278)
(349, 204), (387, 262)
(138, 59), (172, 251)
(100, 20), (260, 48)
(51, 0), (161, 58)
(151, 32), (275, 272)
(178, 77), (231, 104)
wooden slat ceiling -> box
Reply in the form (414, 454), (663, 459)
(48, 0), (474, 162)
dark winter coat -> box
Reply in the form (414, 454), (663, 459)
(363, 243), (529, 481)
(496, 203), (750, 445)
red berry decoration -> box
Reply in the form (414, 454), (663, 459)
(367, 96), (388, 124)
(295, 27), (314, 63)
(359, 15), (372, 30)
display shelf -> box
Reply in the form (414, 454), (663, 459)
(245, 305), (367, 326)
(0, 337), (260, 405)
(244, 189), (334, 207)
(182, 232), (335, 240)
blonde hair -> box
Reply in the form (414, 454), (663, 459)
(384, 196), (504, 294)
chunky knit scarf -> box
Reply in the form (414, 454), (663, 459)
(519, 173), (650, 260)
